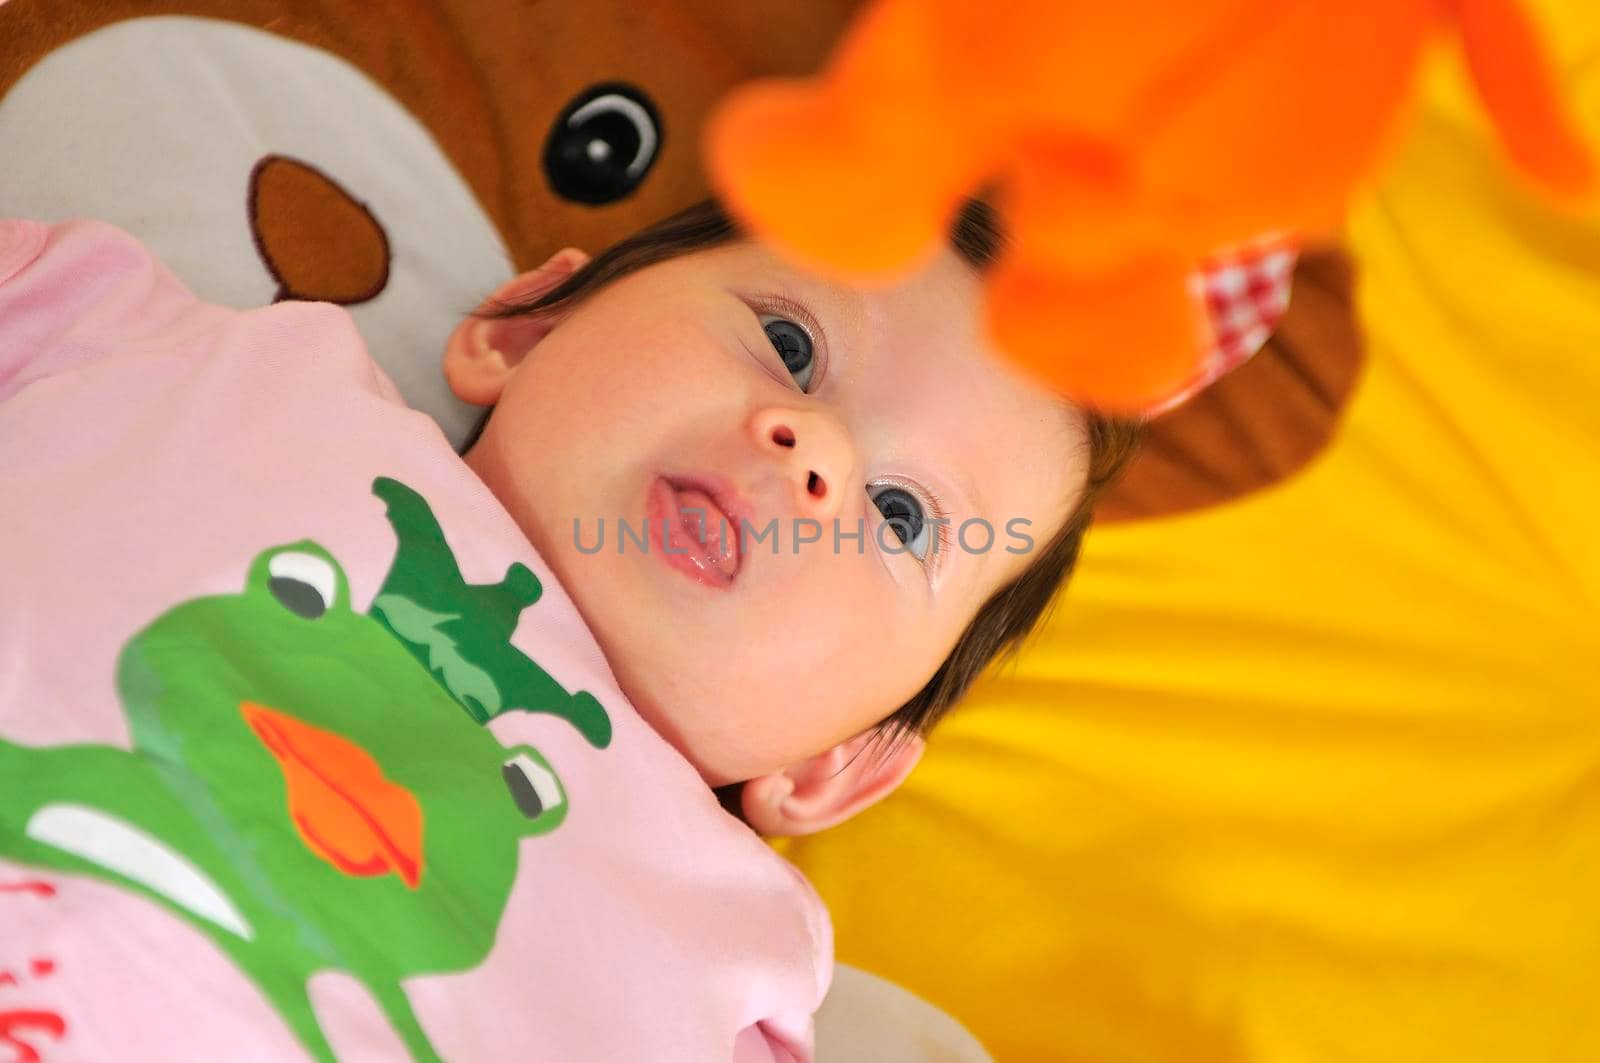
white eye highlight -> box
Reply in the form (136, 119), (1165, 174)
(565, 93), (660, 180)
(503, 753), (565, 819)
(268, 551), (338, 613)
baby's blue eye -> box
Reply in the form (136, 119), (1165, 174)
(871, 486), (932, 560)
(760, 314), (815, 392)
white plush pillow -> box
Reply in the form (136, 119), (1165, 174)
(816, 965), (994, 1063)
(0, 15), (514, 447)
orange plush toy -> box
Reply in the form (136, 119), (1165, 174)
(705, 0), (1596, 413)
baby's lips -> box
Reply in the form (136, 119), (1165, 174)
(240, 701), (424, 889)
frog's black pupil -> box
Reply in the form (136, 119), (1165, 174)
(765, 319), (812, 376)
(268, 576), (326, 620)
(875, 489), (923, 546)
(502, 763), (545, 819)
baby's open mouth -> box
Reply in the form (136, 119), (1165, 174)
(650, 476), (744, 586)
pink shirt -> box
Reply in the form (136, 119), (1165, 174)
(0, 219), (830, 1062)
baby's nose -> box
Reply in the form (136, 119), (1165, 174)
(749, 406), (855, 522)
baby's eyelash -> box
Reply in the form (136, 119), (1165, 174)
(931, 491), (953, 560)
(747, 293), (824, 347)
(925, 498), (953, 565)
(871, 474), (953, 571)
(746, 291), (828, 394)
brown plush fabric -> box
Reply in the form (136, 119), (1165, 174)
(1099, 246), (1365, 522)
(249, 154), (391, 304)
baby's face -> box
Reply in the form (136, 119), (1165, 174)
(462, 240), (1085, 786)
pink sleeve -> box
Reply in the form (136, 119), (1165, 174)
(730, 860), (833, 1062)
(0, 218), (208, 404)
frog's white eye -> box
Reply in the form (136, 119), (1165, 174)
(502, 753), (565, 820)
(267, 552), (338, 619)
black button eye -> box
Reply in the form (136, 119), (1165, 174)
(543, 82), (663, 205)
(503, 753), (565, 820)
(266, 552), (337, 619)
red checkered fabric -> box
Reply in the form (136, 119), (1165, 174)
(1149, 237), (1298, 415)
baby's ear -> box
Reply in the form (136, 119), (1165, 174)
(443, 247), (590, 406)
(740, 730), (924, 837)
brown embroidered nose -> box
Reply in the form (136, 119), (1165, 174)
(248, 154), (391, 305)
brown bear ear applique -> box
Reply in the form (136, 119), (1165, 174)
(1098, 246), (1366, 524)
(249, 154), (391, 305)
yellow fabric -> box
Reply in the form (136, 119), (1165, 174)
(782, 5), (1600, 1059)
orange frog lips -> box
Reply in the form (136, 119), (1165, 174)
(240, 701), (424, 888)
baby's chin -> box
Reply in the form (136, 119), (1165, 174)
(600, 659), (745, 787)
(576, 591), (794, 787)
